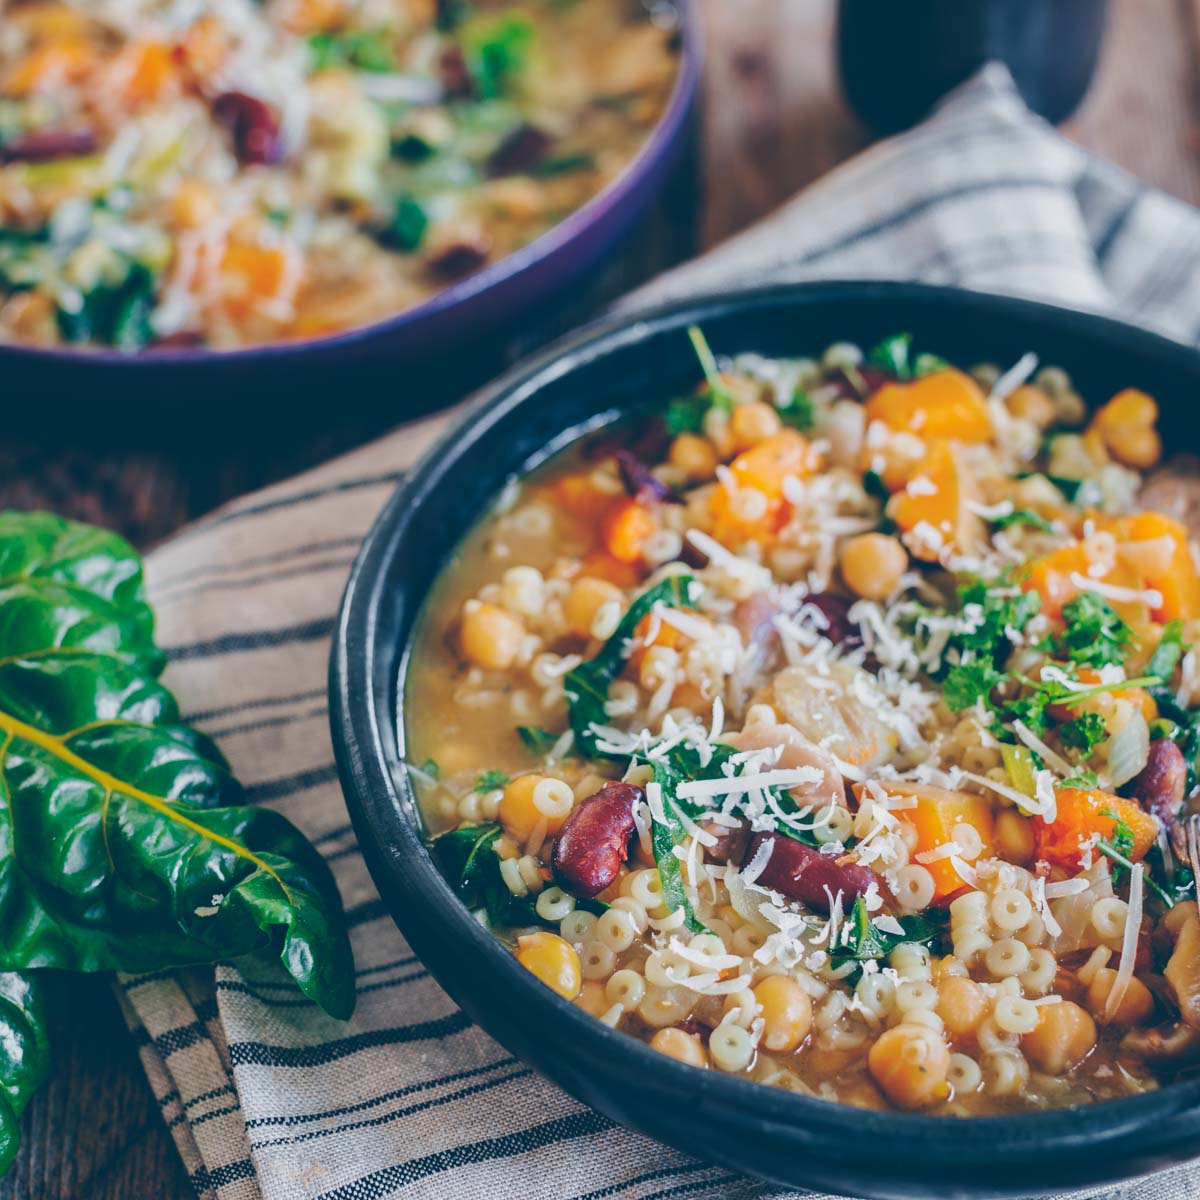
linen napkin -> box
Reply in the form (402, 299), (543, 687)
(115, 65), (1200, 1200)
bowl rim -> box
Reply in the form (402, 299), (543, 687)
(330, 279), (1200, 1190)
(0, 1), (700, 368)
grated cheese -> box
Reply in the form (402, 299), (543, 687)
(1012, 720), (1074, 779)
(1106, 864), (1143, 1020)
(1068, 572), (1164, 609)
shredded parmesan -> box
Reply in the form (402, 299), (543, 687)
(1068, 572), (1164, 609)
(1105, 863), (1143, 1020)
(1011, 720), (1074, 778)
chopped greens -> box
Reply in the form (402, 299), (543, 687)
(990, 508), (1056, 535)
(777, 389), (815, 430)
(475, 769), (510, 791)
(830, 896), (947, 975)
(564, 574), (695, 757)
(1049, 592), (1133, 668)
(308, 28), (397, 72)
(463, 14), (536, 100)
(384, 195), (429, 252)
(867, 332), (913, 379)
(1060, 711), (1108, 755)
(685, 325), (733, 412)
(517, 725), (559, 753)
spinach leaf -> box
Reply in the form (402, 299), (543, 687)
(664, 395), (706, 435)
(830, 896), (946, 973)
(0, 972), (50, 1174)
(56, 261), (157, 350)
(990, 508), (1056, 534)
(475, 769), (509, 791)
(463, 14), (535, 99)
(432, 821), (603, 929)
(563, 574), (695, 757)
(0, 512), (355, 1020)
(517, 725), (558, 753)
(867, 332), (912, 379)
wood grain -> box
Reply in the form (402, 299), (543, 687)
(2, 1), (1199, 1195)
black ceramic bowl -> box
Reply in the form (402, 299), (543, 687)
(0, 2), (699, 411)
(330, 281), (1200, 1200)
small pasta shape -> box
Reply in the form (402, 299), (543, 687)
(985, 938), (1031, 979)
(992, 995), (1039, 1035)
(1091, 897), (1129, 944)
(710, 1023), (756, 1073)
(893, 865), (937, 911)
(1019, 948), (1058, 996)
(990, 889), (1032, 933)
(605, 969), (645, 1009)
(948, 1052), (982, 1095)
(535, 887), (575, 922)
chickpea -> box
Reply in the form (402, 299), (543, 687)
(1086, 967), (1155, 1026)
(867, 1023), (951, 1109)
(1089, 388), (1162, 469)
(668, 433), (720, 481)
(753, 975), (812, 1053)
(839, 533), (909, 601)
(1005, 385), (1056, 429)
(1110, 425), (1162, 470)
(1021, 1000), (1096, 1075)
(730, 402), (782, 451)
(500, 773), (565, 841)
(937, 977), (989, 1041)
(575, 980), (609, 1019)
(459, 601), (524, 670)
(516, 932), (581, 1001)
(564, 577), (623, 639)
(168, 180), (218, 230)
(994, 809), (1035, 865)
(649, 1027), (708, 1068)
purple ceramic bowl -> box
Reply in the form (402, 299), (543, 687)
(1, 2), (700, 407)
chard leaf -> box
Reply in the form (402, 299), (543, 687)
(563, 574), (695, 757)
(517, 725), (558, 754)
(867, 332), (912, 379)
(830, 896), (945, 973)
(1148, 620), (1188, 684)
(0, 971), (50, 1174)
(0, 513), (354, 1021)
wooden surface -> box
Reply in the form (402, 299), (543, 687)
(5, 1), (1200, 1196)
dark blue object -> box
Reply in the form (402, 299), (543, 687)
(0, 2), (700, 410)
(837, 0), (1109, 133)
(330, 281), (1200, 1199)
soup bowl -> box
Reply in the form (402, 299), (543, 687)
(330, 280), (1200, 1199)
(0, 2), (699, 415)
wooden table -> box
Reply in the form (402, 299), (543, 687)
(4, 1), (1200, 1195)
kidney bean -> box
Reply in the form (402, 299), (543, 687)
(486, 123), (553, 176)
(1130, 739), (1187, 832)
(700, 818), (748, 866)
(426, 238), (490, 278)
(745, 832), (878, 913)
(551, 782), (640, 898)
(438, 46), (474, 97)
(800, 592), (861, 649)
(0, 128), (97, 163)
(212, 92), (282, 165)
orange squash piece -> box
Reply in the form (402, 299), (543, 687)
(1033, 789), (1158, 873)
(710, 428), (816, 546)
(578, 550), (641, 589)
(219, 242), (296, 317)
(109, 41), (179, 107)
(3, 39), (93, 97)
(864, 369), (992, 443)
(886, 440), (980, 562)
(859, 782), (994, 901)
(602, 499), (657, 564)
(1021, 542), (1097, 622)
(1112, 512), (1200, 623)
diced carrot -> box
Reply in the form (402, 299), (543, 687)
(864, 369), (992, 443)
(3, 39), (93, 97)
(578, 550), (641, 588)
(709, 428), (817, 546)
(886, 440), (980, 562)
(727, 428), (816, 499)
(859, 782), (994, 901)
(1112, 511), (1200, 623)
(108, 41), (179, 107)
(1021, 542), (1096, 622)
(1033, 789), (1158, 873)
(602, 499), (657, 563)
(219, 242), (295, 317)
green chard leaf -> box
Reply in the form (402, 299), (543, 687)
(564, 574), (696, 757)
(475, 769), (509, 791)
(830, 896), (946, 974)
(867, 332), (913, 379)
(990, 508), (1056, 535)
(0, 512), (355, 1021)
(1148, 620), (1188, 684)
(664, 395), (706, 436)
(517, 725), (559, 754)
(0, 971), (50, 1175)
(777, 389), (814, 431)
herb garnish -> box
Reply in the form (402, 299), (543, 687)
(686, 325), (733, 412)
(476, 769), (510, 791)
(517, 725), (559, 753)
(1048, 592), (1133, 668)
(990, 508), (1057, 535)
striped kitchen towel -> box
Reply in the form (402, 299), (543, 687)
(117, 65), (1200, 1200)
